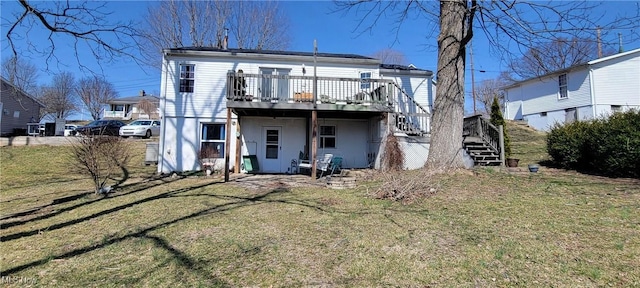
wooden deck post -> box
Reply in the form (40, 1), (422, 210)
(234, 116), (241, 173)
(224, 108), (232, 182)
(498, 125), (505, 166)
(311, 110), (318, 179)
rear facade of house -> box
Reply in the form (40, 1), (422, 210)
(158, 47), (434, 174)
(504, 48), (640, 131)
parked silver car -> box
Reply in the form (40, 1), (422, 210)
(119, 120), (161, 138)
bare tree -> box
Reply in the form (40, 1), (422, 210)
(372, 49), (409, 65)
(336, 1), (640, 172)
(475, 72), (514, 115)
(508, 37), (617, 80)
(76, 76), (118, 120)
(137, 97), (158, 119)
(139, 0), (290, 69)
(229, 1), (290, 50)
(39, 72), (77, 119)
(1, 56), (39, 95)
(70, 135), (131, 194)
(3, 1), (141, 73)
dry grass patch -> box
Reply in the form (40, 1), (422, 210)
(1, 142), (639, 287)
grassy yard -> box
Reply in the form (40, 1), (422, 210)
(1, 136), (639, 287)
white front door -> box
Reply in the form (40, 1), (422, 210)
(262, 126), (282, 173)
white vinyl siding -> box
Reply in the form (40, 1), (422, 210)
(590, 52), (640, 106)
(504, 68), (592, 117)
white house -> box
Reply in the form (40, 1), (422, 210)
(103, 90), (161, 120)
(157, 47), (434, 176)
(504, 48), (640, 131)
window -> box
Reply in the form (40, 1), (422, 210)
(540, 112), (547, 117)
(611, 105), (622, 113)
(201, 123), (225, 158)
(360, 72), (371, 89)
(558, 74), (568, 99)
(319, 125), (336, 148)
(180, 64), (195, 93)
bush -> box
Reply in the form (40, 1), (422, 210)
(546, 110), (640, 178)
(70, 135), (132, 193)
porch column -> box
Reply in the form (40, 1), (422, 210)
(311, 110), (318, 178)
(224, 108), (232, 182)
(234, 116), (241, 173)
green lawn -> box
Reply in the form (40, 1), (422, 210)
(1, 139), (638, 287)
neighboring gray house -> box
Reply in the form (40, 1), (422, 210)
(503, 48), (640, 131)
(157, 47), (434, 174)
(0, 77), (43, 136)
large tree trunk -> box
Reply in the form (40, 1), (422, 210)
(426, 0), (467, 170)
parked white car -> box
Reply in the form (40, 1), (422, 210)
(119, 120), (161, 138)
(64, 124), (78, 136)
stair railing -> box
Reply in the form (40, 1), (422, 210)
(390, 82), (431, 135)
(463, 115), (503, 159)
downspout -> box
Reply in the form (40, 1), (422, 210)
(589, 67), (597, 118)
(159, 55), (169, 174)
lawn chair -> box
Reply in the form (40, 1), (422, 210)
(328, 156), (343, 177)
(298, 151), (312, 173)
(317, 154), (334, 178)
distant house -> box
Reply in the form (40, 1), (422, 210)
(157, 47), (435, 174)
(0, 77), (43, 136)
(504, 48), (640, 131)
(103, 90), (161, 120)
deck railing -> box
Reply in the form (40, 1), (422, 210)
(463, 115), (503, 156)
(391, 82), (430, 135)
(226, 72), (396, 105)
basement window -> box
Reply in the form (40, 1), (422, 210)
(540, 112), (547, 117)
(201, 123), (225, 158)
(319, 125), (336, 148)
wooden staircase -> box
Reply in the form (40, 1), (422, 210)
(463, 136), (502, 166)
(390, 82), (430, 136)
(463, 115), (504, 166)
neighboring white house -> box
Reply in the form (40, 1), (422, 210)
(158, 47), (434, 175)
(504, 48), (640, 131)
(103, 90), (161, 120)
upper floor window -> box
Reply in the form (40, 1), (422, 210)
(558, 73), (568, 99)
(360, 72), (371, 89)
(180, 64), (195, 93)
(319, 125), (336, 148)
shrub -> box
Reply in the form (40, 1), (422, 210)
(546, 109), (640, 178)
(70, 135), (131, 194)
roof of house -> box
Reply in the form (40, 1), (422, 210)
(0, 77), (45, 107)
(107, 95), (160, 105)
(503, 47), (640, 90)
(164, 47), (381, 65)
(168, 47), (376, 60)
(379, 63), (433, 76)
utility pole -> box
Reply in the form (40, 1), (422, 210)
(470, 41), (477, 115)
(597, 27), (602, 58)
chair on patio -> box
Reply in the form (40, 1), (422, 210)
(317, 154), (335, 178)
(298, 151), (312, 173)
